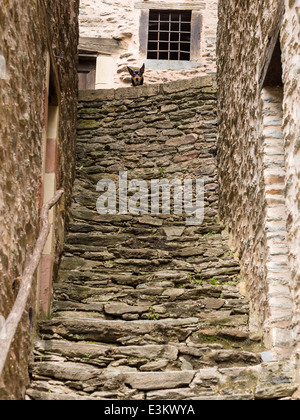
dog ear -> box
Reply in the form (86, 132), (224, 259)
(139, 64), (145, 75)
(127, 66), (134, 76)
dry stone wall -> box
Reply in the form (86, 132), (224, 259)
(0, 0), (79, 400)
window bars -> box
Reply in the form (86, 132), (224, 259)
(147, 10), (192, 61)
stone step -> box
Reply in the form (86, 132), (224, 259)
(29, 360), (196, 393)
(67, 218), (222, 232)
(38, 317), (201, 345)
(63, 242), (233, 263)
(55, 272), (240, 293)
(52, 297), (248, 323)
(34, 339), (261, 371)
(34, 339), (178, 367)
(62, 247), (231, 264)
(38, 316), (258, 352)
(26, 360), (298, 400)
(58, 258), (240, 280)
(53, 282), (248, 318)
(58, 256), (240, 284)
(187, 328), (260, 352)
(26, 390), (104, 400)
(64, 230), (230, 249)
(56, 269), (190, 287)
(64, 217), (224, 237)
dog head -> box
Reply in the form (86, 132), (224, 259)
(127, 64), (145, 86)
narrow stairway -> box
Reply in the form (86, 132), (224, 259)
(26, 78), (265, 400)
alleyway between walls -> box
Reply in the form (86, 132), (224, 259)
(26, 77), (297, 400)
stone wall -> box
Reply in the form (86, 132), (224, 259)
(0, 0), (79, 400)
(76, 76), (219, 238)
(77, 75), (218, 217)
(217, 0), (300, 360)
(79, 0), (218, 87)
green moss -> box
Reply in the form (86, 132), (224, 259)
(83, 353), (92, 362)
(198, 333), (218, 344)
(175, 283), (186, 289)
(77, 119), (101, 130)
(209, 277), (220, 285)
(146, 306), (160, 320)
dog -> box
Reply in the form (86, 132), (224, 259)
(127, 64), (145, 86)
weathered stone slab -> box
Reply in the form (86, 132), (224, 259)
(123, 371), (195, 390)
(138, 216), (163, 226)
(104, 303), (149, 316)
(140, 360), (169, 371)
(254, 361), (298, 399)
(163, 227), (185, 238)
(26, 389), (104, 401)
(146, 388), (198, 400)
(79, 89), (115, 102)
(39, 318), (200, 344)
(36, 340), (179, 364)
(162, 76), (213, 94)
(114, 344), (178, 361)
(114, 84), (160, 100)
(166, 134), (198, 147)
(31, 361), (101, 382)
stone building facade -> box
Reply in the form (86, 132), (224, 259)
(78, 0), (218, 88)
(217, 0), (300, 365)
(0, 0), (79, 399)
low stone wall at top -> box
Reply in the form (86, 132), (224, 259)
(77, 75), (219, 226)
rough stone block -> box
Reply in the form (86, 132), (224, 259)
(79, 89), (115, 102)
(162, 76), (213, 94)
(123, 371), (195, 390)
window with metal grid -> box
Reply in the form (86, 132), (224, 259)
(147, 10), (192, 61)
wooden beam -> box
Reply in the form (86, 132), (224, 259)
(134, 2), (206, 10)
(79, 37), (126, 54)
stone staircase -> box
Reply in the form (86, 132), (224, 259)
(28, 209), (264, 399)
(26, 78), (297, 400)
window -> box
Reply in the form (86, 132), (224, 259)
(147, 10), (192, 61)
